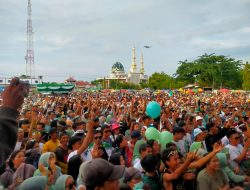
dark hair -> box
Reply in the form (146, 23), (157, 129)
(146, 139), (156, 148)
(49, 127), (58, 135)
(8, 150), (24, 169)
(114, 134), (124, 148)
(139, 143), (151, 154)
(94, 130), (102, 135)
(60, 131), (69, 139)
(109, 152), (121, 165)
(26, 140), (37, 150)
(37, 122), (45, 129)
(141, 154), (160, 173)
(226, 129), (238, 139)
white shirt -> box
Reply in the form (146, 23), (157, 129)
(225, 144), (243, 161)
(67, 149), (91, 162)
(133, 158), (143, 172)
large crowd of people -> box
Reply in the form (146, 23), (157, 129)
(0, 78), (250, 190)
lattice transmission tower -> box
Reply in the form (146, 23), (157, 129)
(25, 0), (35, 78)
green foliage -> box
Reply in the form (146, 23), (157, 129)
(148, 72), (175, 90)
(242, 62), (250, 90)
(175, 53), (243, 89)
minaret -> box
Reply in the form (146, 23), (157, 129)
(130, 47), (137, 73)
(140, 53), (145, 75)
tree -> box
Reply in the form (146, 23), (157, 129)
(175, 54), (243, 89)
(148, 72), (174, 90)
(242, 62), (250, 90)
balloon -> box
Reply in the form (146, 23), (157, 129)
(189, 142), (201, 152)
(146, 101), (161, 119)
(145, 127), (160, 141)
(160, 131), (173, 150)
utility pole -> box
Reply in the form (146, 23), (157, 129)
(25, 0), (35, 78)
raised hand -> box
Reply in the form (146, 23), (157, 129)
(2, 77), (25, 110)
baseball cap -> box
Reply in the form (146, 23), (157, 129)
(193, 128), (203, 138)
(196, 116), (203, 121)
(81, 158), (125, 186)
(123, 167), (142, 183)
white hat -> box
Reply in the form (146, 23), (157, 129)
(196, 116), (203, 121)
(193, 128), (203, 138)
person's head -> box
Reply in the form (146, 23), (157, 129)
(130, 130), (141, 144)
(24, 110), (32, 120)
(49, 128), (58, 141)
(81, 158), (125, 190)
(39, 152), (57, 168)
(19, 176), (48, 190)
(143, 115), (152, 127)
(173, 127), (185, 141)
(17, 128), (24, 140)
(60, 132), (70, 147)
(131, 122), (140, 131)
(55, 175), (76, 190)
(196, 116), (203, 126)
(102, 125), (111, 139)
(9, 150), (25, 169)
(140, 126), (147, 138)
(193, 128), (206, 142)
(147, 139), (160, 155)
(227, 129), (240, 146)
(112, 123), (120, 135)
(161, 148), (182, 170)
(109, 153), (125, 166)
(139, 143), (153, 158)
(115, 134), (128, 149)
(206, 155), (220, 172)
(68, 136), (82, 151)
(141, 154), (160, 174)
(36, 122), (45, 132)
(19, 119), (30, 131)
(123, 167), (142, 189)
(94, 130), (103, 146)
(207, 122), (220, 135)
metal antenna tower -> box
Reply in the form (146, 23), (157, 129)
(25, 0), (34, 78)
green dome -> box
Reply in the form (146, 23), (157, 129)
(112, 62), (124, 72)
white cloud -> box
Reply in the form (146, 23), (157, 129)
(0, 0), (250, 82)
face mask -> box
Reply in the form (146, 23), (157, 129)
(134, 181), (144, 190)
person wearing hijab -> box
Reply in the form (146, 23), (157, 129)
(19, 176), (51, 190)
(55, 175), (76, 190)
(0, 150), (36, 189)
(33, 152), (61, 181)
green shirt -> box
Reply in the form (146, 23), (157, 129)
(142, 174), (162, 190)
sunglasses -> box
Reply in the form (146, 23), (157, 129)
(234, 136), (240, 140)
(94, 136), (102, 140)
(66, 183), (75, 189)
(104, 130), (111, 133)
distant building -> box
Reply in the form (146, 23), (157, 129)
(65, 77), (96, 89)
(0, 76), (43, 87)
(96, 47), (148, 88)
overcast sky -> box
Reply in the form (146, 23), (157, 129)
(1, 0), (250, 82)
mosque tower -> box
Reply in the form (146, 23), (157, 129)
(140, 53), (145, 75)
(130, 47), (137, 73)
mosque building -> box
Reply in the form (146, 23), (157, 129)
(96, 47), (148, 88)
